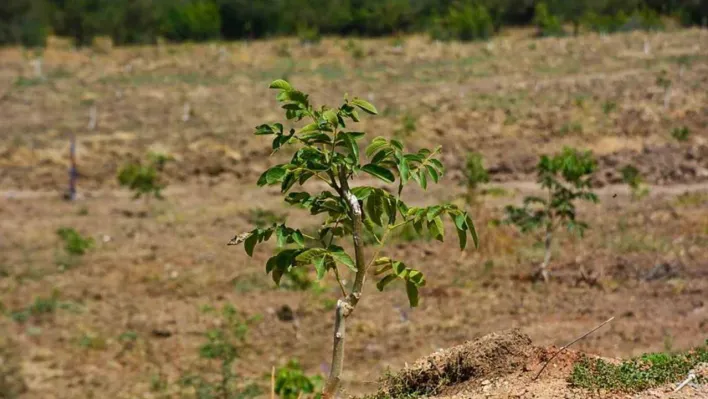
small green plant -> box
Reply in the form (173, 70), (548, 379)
(274, 359), (323, 399)
(533, 2), (565, 37)
(56, 227), (94, 256)
(117, 151), (171, 203)
(430, 2), (494, 42)
(570, 342), (708, 393)
(55, 227), (94, 269)
(344, 39), (365, 60)
(180, 304), (262, 399)
(503, 148), (598, 281)
(462, 152), (490, 203)
(602, 100), (617, 115)
(228, 79), (478, 398)
(671, 126), (690, 142)
(620, 165), (649, 200)
(9, 289), (78, 323)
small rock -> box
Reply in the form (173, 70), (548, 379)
(482, 379), (491, 386)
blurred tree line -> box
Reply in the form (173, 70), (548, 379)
(1, 0), (706, 47)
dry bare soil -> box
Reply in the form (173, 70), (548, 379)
(1, 29), (707, 398)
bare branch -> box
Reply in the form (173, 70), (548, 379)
(533, 316), (615, 381)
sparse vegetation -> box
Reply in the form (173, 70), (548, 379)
(117, 151), (171, 203)
(274, 359), (323, 399)
(570, 342), (708, 393)
(671, 126), (690, 142)
(55, 227), (94, 270)
(462, 151), (490, 204)
(620, 165), (649, 200)
(179, 304), (262, 399)
(228, 79), (478, 397)
(503, 148), (598, 281)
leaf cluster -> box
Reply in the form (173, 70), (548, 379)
(56, 227), (94, 256)
(230, 80), (478, 307)
(503, 147), (598, 237)
(117, 151), (171, 199)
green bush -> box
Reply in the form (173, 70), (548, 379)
(57, 227), (94, 256)
(533, 2), (565, 37)
(430, 1), (494, 42)
(161, 0), (221, 42)
(274, 360), (323, 399)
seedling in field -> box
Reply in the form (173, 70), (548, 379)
(462, 151), (490, 203)
(503, 148), (598, 281)
(117, 151), (171, 205)
(274, 359), (323, 399)
(671, 126), (690, 142)
(228, 79), (478, 397)
(620, 165), (649, 200)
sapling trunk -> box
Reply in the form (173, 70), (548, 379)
(324, 169), (367, 398)
(540, 228), (552, 282)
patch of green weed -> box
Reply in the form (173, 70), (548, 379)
(569, 342), (708, 392)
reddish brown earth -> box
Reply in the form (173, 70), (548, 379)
(1, 29), (707, 399)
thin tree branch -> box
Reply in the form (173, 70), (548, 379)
(533, 316), (615, 381)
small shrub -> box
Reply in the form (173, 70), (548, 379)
(462, 152), (490, 203)
(602, 100), (617, 115)
(228, 79), (478, 397)
(56, 227), (94, 256)
(274, 359), (323, 399)
(671, 126), (690, 142)
(117, 151), (171, 202)
(430, 2), (494, 42)
(180, 304), (262, 399)
(503, 148), (598, 281)
(620, 165), (649, 200)
(297, 24), (321, 45)
(161, 0), (221, 42)
(533, 3), (565, 37)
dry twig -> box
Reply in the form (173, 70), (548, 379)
(533, 316), (615, 381)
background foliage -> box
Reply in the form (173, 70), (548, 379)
(1, 0), (706, 46)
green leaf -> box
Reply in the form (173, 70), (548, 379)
(419, 170), (428, 189)
(328, 246), (357, 272)
(365, 137), (388, 157)
(351, 98), (378, 115)
(361, 164), (395, 183)
(341, 133), (360, 162)
(466, 215), (479, 249)
(257, 166), (287, 186)
(433, 216), (444, 242)
(244, 233), (258, 257)
(426, 165), (439, 183)
(292, 230), (305, 247)
(406, 281), (419, 307)
(456, 225), (467, 250)
(376, 274), (397, 291)
(269, 79), (292, 91)
(398, 158), (410, 184)
(298, 123), (319, 134)
(351, 186), (373, 200)
(323, 110), (338, 127)
(408, 270), (425, 286)
(314, 255), (327, 280)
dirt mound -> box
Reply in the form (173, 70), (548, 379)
(365, 330), (707, 399)
(371, 329), (534, 398)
